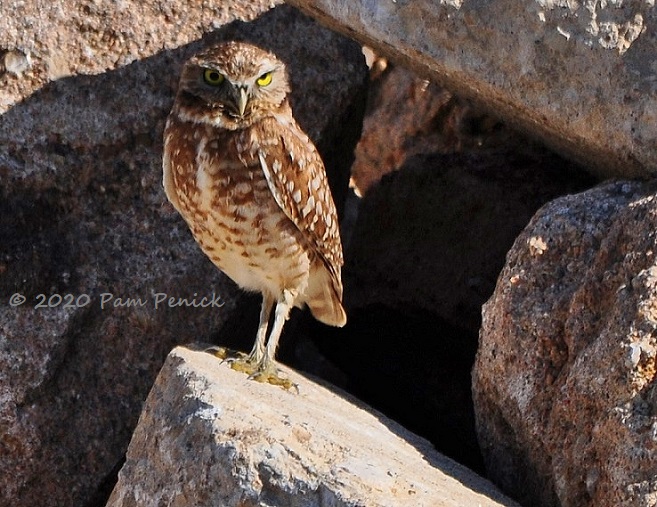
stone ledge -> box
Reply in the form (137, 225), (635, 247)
(107, 345), (520, 507)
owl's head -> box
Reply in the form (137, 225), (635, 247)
(174, 41), (290, 130)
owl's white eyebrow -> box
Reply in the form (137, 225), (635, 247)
(201, 64), (225, 73)
(258, 62), (279, 74)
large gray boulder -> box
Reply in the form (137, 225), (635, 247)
(287, 0), (657, 179)
(107, 345), (521, 507)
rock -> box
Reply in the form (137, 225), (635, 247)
(0, 3), (367, 506)
(287, 0), (657, 179)
(350, 64), (453, 195)
(349, 61), (512, 197)
(346, 55), (595, 336)
(107, 345), (521, 507)
(473, 180), (657, 507)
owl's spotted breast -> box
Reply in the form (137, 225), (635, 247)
(165, 116), (310, 299)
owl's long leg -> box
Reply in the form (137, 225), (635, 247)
(228, 293), (273, 375)
(248, 289), (297, 390)
(260, 289), (294, 372)
(247, 293), (274, 364)
(230, 291), (297, 390)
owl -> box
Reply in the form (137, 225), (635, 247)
(162, 41), (346, 387)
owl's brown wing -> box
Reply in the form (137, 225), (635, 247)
(255, 115), (344, 288)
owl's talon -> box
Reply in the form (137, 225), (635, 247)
(228, 357), (259, 376)
(249, 367), (298, 392)
(204, 346), (246, 363)
(203, 345), (227, 358)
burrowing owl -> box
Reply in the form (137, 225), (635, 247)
(163, 41), (346, 386)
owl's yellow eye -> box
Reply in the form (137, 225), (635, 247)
(256, 72), (273, 87)
(203, 69), (225, 86)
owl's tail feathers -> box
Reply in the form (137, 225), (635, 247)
(309, 295), (346, 327)
(306, 266), (347, 327)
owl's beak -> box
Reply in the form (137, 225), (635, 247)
(236, 86), (249, 117)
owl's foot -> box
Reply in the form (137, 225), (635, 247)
(227, 356), (259, 376)
(248, 365), (298, 392)
(206, 347), (297, 391)
(205, 346), (256, 373)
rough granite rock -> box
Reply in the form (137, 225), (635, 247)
(473, 180), (657, 507)
(287, 0), (657, 179)
(107, 345), (521, 507)
(0, 3), (367, 506)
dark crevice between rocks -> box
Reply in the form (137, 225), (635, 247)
(84, 457), (126, 507)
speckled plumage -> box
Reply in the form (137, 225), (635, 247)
(162, 41), (346, 379)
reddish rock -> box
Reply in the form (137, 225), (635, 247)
(350, 64), (452, 195)
(473, 180), (657, 507)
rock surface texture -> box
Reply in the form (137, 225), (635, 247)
(287, 0), (657, 179)
(473, 180), (657, 507)
(0, 3), (367, 506)
(107, 345), (521, 507)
